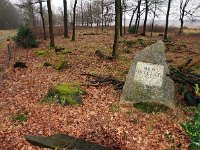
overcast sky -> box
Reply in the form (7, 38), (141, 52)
(10, 0), (200, 27)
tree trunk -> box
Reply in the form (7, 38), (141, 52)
(72, 0), (77, 41)
(150, 11), (156, 37)
(134, 0), (141, 34)
(123, 0), (126, 35)
(142, 0), (148, 36)
(150, 2), (157, 37)
(47, 0), (54, 47)
(164, 0), (172, 40)
(179, 18), (184, 34)
(90, 3), (93, 28)
(129, 6), (137, 28)
(81, 0), (84, 27)
(38, 0), (46, 40)
(119, 0), (123, 36)
(112, 0), (120, 58)
(63, 0), (69, 38)
(101, 0), (104, 31)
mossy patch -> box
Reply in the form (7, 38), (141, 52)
(11, 111), (28, 124)
(54, 59), (70, 70)
(43, 62), (52, 67)
(133, 102), (169, 113)
(36, 50), (50, 57)
(61, 49), (72, 54)
(42, 83), (85, 106)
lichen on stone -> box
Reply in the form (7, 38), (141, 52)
(42, 83), (85, 106)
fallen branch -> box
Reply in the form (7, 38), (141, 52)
(95, 50), (113, 60)
(81, 73), (124, 90)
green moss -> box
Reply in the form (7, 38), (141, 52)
(43, 62), (52, 67)
(133, 102), (169, 113)
(11, 111), (28, 124)
(42, 83), (85, 106)
(54, 60), (70, 70)
(110, 104), (121, 112)
(36, 50), (50, 57)
(61, 49), (72, 54)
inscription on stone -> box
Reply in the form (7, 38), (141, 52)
(134, 61), (164, 87)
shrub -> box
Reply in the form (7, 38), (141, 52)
(128, 25), (136, 34)
(13, 25), (38, 48)
(180, 104), (200, 149)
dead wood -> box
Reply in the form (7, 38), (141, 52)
(81, 73), (124, 90)
(95, 50), (114, 60)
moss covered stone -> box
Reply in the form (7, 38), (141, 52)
(54, 59), (70, 70)
(42, 83), (85, 106)
(36, 50), (50, 57)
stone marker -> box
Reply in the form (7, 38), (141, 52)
(121, 40), (175, 108)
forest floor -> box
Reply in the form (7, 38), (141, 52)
(0, 28), (200, 150)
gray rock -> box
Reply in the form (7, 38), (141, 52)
(121, 40), (175, 108)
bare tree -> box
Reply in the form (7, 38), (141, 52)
(101, 0), (104, 31)
(47, 0), (54, 47)
(112, 0), (120, 57)
(72, 0), (78, 41)
(129, 6), (138, 28)
(164, 0), (172, 40)
(17, 0), (37, 29)
(119, 0), (123, 36)
(142, 0), (149, 36)
(134, 0), (142, 34)
(63, 0), (69, 38)
(0, 0), (20, 29)
(179, 0), (200, 34)
(38, 0), (47, 40)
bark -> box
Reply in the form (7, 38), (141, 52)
(129, 6), (138, 28)
(112, 0), (120, 58)
(134, 0), (142, 34)
(179, 0), (190, 34)
(47, 0), (54, 47)
(142, 0), (149, 36)
(164, 0), (172, 40)
(90, 3), (93, 27)
(38, 0), (46, 40)
(72, 0), (78, 41)
(101, 0), (104, 31)
(123, 0), (126, 35)
(63, 0), (69, 38)
(119, 0), (123, 36)
(81, 0), (84, 27)
(150, 2), (157, 37)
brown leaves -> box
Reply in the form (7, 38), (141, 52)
(0, 29), (193, 150)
